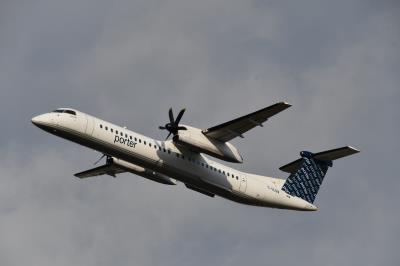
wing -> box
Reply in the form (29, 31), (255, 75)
(74, 164), (125, 178)
(202, 102), (291, 142)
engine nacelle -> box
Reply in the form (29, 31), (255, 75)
(173, 125), (243, 163)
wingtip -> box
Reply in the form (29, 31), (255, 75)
(279, 101), (292, 107)
(347, 146), (361, 153)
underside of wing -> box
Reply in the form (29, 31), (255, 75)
(202, 102), (291, 142)
(74, 164), (125, 178)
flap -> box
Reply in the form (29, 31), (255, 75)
(202, 102), (291, 142)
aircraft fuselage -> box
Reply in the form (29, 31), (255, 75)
(32, 109), (317, 211)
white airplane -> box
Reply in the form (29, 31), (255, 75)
(31, 102), (359, 211)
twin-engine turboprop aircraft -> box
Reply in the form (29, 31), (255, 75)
(32, 102), (359, 211)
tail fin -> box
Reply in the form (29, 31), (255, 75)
(281, 146), (359, 204)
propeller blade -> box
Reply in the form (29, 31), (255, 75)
(175, 108), (186, 125)
(168, 108), (175, 124)
(94, 154), (106, 165)
(159, 107), (187, 137)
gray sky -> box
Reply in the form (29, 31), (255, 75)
(0, 1), (399, 265)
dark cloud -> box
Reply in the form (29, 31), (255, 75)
(0, 1), (399, 265)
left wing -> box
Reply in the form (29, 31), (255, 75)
(74, 164), (125, 178)
(202, 102), (291, 142)
(74, 157), (177, 185)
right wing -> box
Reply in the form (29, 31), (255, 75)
(202, 102), (291, 142)
(74, 164), (125, 178)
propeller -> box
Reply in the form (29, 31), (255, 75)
(159, 108), (187, 139)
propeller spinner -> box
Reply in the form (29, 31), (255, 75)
(159, 108), (187, 139)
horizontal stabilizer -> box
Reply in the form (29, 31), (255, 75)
(280, 146), (360, 174)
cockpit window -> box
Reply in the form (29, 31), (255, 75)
(52, 109), (76, 115)
(64, 110), (76, 115)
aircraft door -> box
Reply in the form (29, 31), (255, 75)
(239, 175), (247, 193)
(71, 112), (87, 133)
(85, 115), (95, 136)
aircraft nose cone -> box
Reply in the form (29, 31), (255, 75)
(31, 116), (39, 125)
(31, 114), (47, 126)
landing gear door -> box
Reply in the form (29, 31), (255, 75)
(239, 175), (247, 193)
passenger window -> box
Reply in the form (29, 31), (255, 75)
(111, 128), (113, 133)
(105, 126), (108, 130)
(125, 133), (128, 138)
(134, 137), (137, 141)
(139, 139), (141, 143)
(201, 163), (204, 167)
(100, 124), (103, 129)
(205, 165), (208, 168)
(149, 143), (152, 147)
(236, 176), (239, 180)
(167, 150), (171, 154)
(129, 136), (132, 140)
(116, 130), (118, 134)
(144, 141), (147, 145)
(120, 132), (123, 136)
